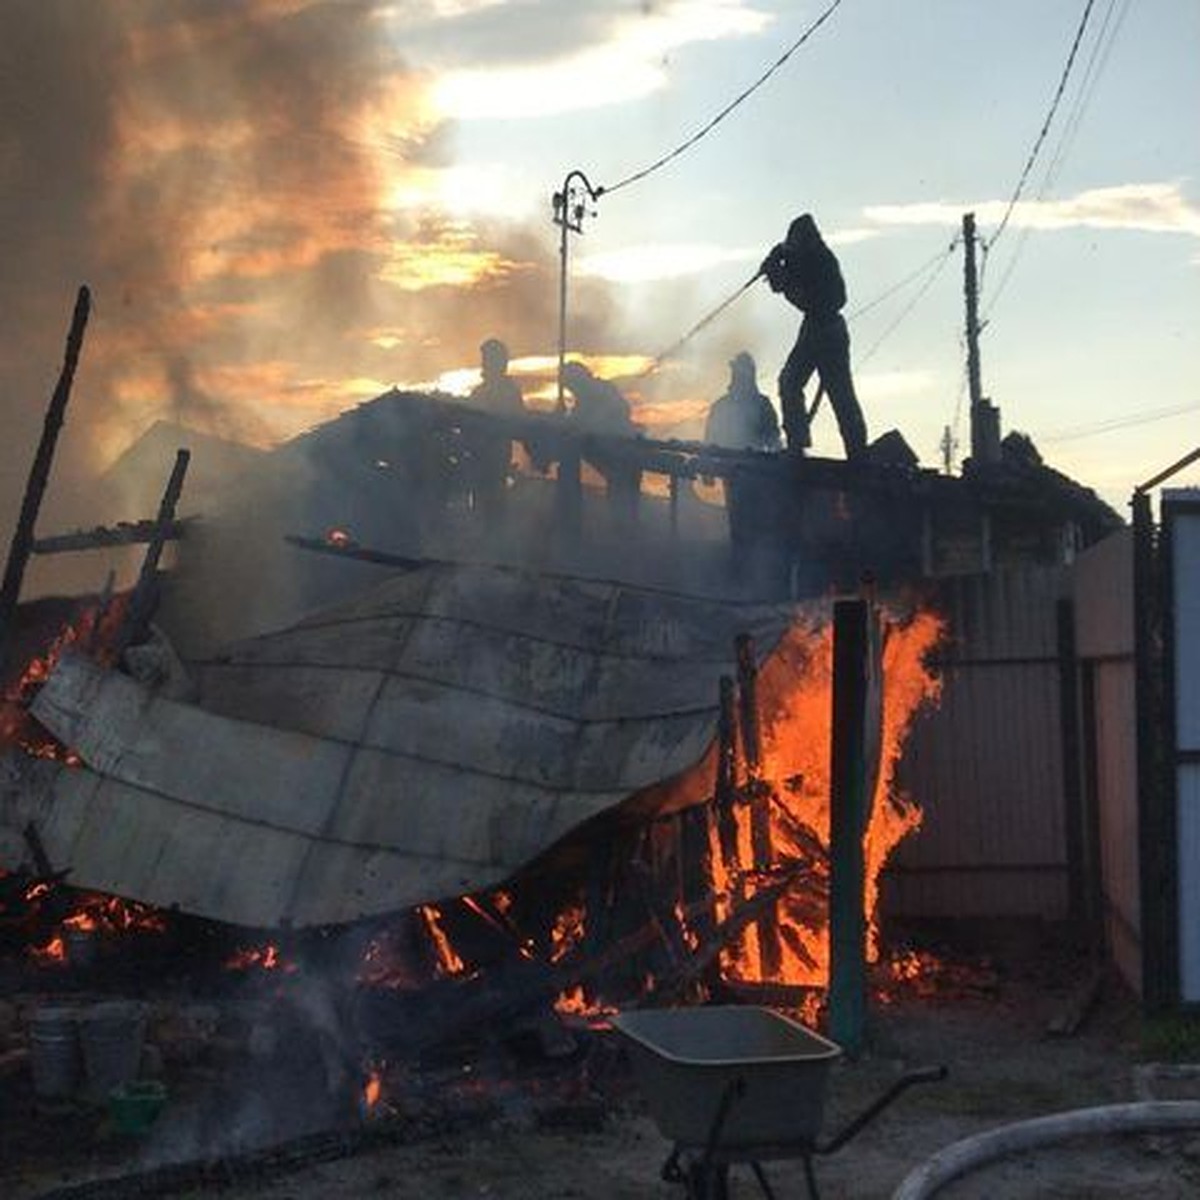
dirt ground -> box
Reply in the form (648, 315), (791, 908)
(7, 922), (1200, 1200)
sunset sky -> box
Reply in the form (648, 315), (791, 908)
(2, 0), (1196, 519)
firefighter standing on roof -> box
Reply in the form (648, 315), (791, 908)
(760, 213), (868, 460)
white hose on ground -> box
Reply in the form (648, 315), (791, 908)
(892, 1101), (1200, 1200)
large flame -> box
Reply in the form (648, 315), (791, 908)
(702, 608), (943, 989)
(353, 607), (944, 1018)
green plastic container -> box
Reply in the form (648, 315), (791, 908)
(108, 1080), (167, 1135)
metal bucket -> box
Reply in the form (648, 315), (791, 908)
(65, 927), (99, 970)
(80, 1000), (145, 1100)
(29, 1005), (82, 1100)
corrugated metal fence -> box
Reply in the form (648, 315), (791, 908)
(885, 567), (1073, 920)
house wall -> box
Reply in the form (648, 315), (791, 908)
(884, 567), (1072, 920)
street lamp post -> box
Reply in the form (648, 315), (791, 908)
(552, 169), (599, 411)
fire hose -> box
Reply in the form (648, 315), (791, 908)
(645, 271), (828, 425)
(891, 1101), (1200, 1199)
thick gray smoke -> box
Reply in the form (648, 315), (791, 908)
(0, 1), (629, 588)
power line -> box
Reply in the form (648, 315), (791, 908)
(599, 0), (847, 197)
(1040, 400), (1200, 444)
(846, 239), (959, 324)
(982, 0), (1127, 319)
(988, 0), (1096, 250)
(855, 246), (957, 366)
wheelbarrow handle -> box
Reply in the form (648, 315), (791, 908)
(816, 1064), (948, 1156)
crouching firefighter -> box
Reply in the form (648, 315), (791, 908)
(760, 213), (868, 460)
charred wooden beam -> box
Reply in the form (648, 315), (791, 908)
(285, 534), (429, 570)
(112, 450), (190, 658)
(714, 675), (741, 885)
(32, 518), (187, 555)
(658, 861), (817, 1001)
(736, 632), (782, 979)
(0, 286), (91, 665)
(679, 804), (715, 951)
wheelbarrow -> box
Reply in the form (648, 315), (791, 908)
(612, 1006), (946, 1200)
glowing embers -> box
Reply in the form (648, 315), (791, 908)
(224, 943), (298, 974)
(27, 888), (169, 967)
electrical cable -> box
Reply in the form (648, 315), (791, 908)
(982, 0), (1127, 320)
(845, 239), (960, 323)
(855, 247), (957, 366)
(599, 0), (846, 197)
(988, 0), (1096, 250)
(1039, 400), (1200, 444)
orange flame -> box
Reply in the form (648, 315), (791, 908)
(363, 1065), (384, 1110)
(693, 607), (944, 990)
(27, 891), (168, 967)
(417, 904), (466, 977)
(1, 596), (129, 761)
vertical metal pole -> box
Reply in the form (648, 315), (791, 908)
(557, 201), (569, 413)
(1133, 488), (1173, 1009)
(0, 286), (91, 664)
(553, 170), (597, 415)
(829, 598), (872, 1056)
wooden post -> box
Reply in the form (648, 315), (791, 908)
(828, 598), (879, 1057)
(669, 474), (681, 538)
(113, 449), (191, 658)
(962, 212), (985, 461)
(680, 803), (715, 950)
(0, 286), (91, 665)
(737, 633), (782, 978)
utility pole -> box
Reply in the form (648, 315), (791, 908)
(939, 425), (956, 476)
(962, 212), (1000, 464)
(552, 170), (599, 412)
(963, 213), (983, 418)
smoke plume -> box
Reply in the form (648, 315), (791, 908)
(0, 0), (634, 552)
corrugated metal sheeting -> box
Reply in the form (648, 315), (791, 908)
(1075, 532), (1137, 993)
(886, 567), (1071, 919)
(1073, 528), (1139, 995)
(11, 563), (796, 929)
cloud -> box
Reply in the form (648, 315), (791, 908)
(864, 183), (1200, 238)
(431, 1), (772, 120)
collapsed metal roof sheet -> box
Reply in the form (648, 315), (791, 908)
(12, 563), (799, 928)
